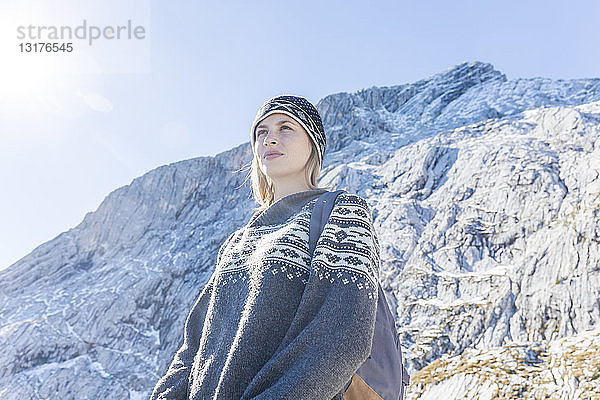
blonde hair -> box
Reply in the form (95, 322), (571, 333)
(236, 136), (332, 211)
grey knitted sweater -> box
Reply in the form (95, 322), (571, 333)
(150, 189), (380, 400)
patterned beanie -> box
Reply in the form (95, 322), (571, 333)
(250, 95), (326, 165)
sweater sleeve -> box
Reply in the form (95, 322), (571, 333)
(149, 231), (236, 400)
(240, 193), (381, 400)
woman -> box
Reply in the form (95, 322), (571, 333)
(150, 95), (381, 400)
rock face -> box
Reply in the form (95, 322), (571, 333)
(407, 329), (600, 399)
(1, 61), (599, 399)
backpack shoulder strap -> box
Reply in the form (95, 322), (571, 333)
(308, 189), (346, 259)
(309, 189), (411, 398)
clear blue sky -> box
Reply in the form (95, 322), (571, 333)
(0, 0), (598, 270)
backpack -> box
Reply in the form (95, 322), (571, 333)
(308, 189), (410, 400)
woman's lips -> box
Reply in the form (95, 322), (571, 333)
(264, 153), (283, 160)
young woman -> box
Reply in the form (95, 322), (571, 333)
(150, 95), (382, 400)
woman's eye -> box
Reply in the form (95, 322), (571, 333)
(256, 126), (291, 139)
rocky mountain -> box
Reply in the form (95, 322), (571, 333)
(408, 329), (600, 399)
(1, 61), (599, 399)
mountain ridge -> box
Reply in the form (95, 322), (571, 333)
(1, 60), (599, 399)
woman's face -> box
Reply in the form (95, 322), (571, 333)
(254, 112), (313, 187)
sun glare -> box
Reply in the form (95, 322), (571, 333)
(0, 3), (93, 121)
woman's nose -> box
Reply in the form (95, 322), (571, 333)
(263, 131), (278, 144)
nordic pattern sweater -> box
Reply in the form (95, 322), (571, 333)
(149, 188), (381, 400)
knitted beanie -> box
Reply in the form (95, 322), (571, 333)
(250, 95), (326, 165)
